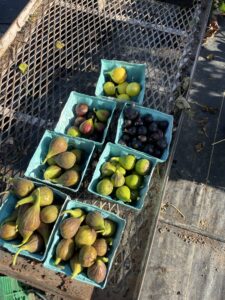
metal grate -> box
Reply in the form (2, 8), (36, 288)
(0, 0), (209, 298)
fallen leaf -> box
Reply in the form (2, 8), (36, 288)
(195, 142), (205, 153)
(203, 18), (219, 44)
(175, 96), (191, 110)
(18, 63), (28, 74)
(206, 54), (215, 61)
(201, 105), (218, 114)
(182, 77), (190, 91)
(55, 40), (65, 49)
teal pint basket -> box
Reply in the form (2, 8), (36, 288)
(43, 199), (126, 289)
(115, 103), (174, 163)
(54, 91), (116, 148)
(0, 276), (29, 300)
(88, 142), (157, 211)
(0, 180), (69, 262)
(25, 130), (95, 193)
(95, 59), (146, 105)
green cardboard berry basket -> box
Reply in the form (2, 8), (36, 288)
(54, 91), (116, 148)
(95, 59), (146, 105)
(25, 130), (95, 193)
(43, 199), (126, 289)
(0, 180), (69, 262)
(115, 103), (174, 163)
(88, 142), (158, 211)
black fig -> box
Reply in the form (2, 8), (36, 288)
(143, 114), (153, 124)
(143, 144), (155, 155)
(131, 138), (143, 150)
(157, 138), (168, 150)
(148, 122), (158, 133)
(137, 126), (147, 136)
(157, 120), (169, 131)
(123, 120), (133, 128)
(122, 134), (130, 143)
(124, 107), (139, 121)
(138, 135), (147, 143)
(134, 117), (143, 126)
(124, 126), (137, 136)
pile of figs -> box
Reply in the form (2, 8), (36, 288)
(53, 208), (116, 283)
(103, 66), (142, 101)
(119, 106), (169, 158)
(0, 178), (61, 265)
(96, 154), (151, 204)
(43, 136), (84, 187)
(66, 103), (111, 142)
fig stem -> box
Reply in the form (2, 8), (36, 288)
(55, 257), (61, 266)
(13, 248), (23, 266)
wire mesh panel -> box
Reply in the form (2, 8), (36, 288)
(0, 0), (209, 298)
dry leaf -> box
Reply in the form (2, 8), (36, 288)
(201, 105), (218, 114)
(206, 54), (215, 61)
(182, 77), (190, 91)
(55, 41), (65, 49)
(203, 18), (219, 43)
(18, 63), (28, 74)
(195, 142), (205, 153)
(175, 96), (191, 110)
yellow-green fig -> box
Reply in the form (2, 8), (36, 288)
(75, 225), (97, 247)
(135, 159), (150, 176)
(47, 157), (56, 165)
(116, 186), (131, 202)
(111, 171), (125, 187)
(119, 155), (136, 170)
(43, 136), (68, 164)
(102, 220), (116, 237)
(37, 222), (51, 246)
(116, 82), (128, 94)
(85, 211), (105, 231)
(103, 82), (116, 96)
(40, 205), (59, 224)
(61, 208), (84, 218)
(54, 152), (76, 169)
(116, 94), (130, 101)
(96, 179), (113, 196)
(125, 174), (141, 190)
(101, 162), (116, 177)
(67, 126), (81, 138)
(93, 239), (107, 256)
(70, 254), (83, 279)
(55, 238), (75, 265)
(108, 67), (127, 84)
(87, 258), (107, 283)
(126, 82), (141, 97)
(50, 170), (79, 187)
(9, 178), (35, 198)
(44, 165), (62, 180)
(0, 222), (18, 241)
(79, 245), (97, 267)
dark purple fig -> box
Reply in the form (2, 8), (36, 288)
(124, 126), (137, 136)
(122, 134), (130, 143)
(94, 122), (105, 133)
(75, 103), (89, 116)
(124, 107), (139, 121)
(134, 117), (143, 126)
(157, 138), (168, 150)
(143, 114), (153, 124)
(138, 135), (147, 143)
(148, 122), (158, 133)
(123, 120), (133, 128)
(154, 149), (162, 158)
(157, 120), (169, 131)
(131, 138), (143, 150)
(74, 116), (86, 127)
(143, 144), (155, 155)
(157, 129), (164, 139)
(137, 126), (147, 136)
(151, 132), (161, 142)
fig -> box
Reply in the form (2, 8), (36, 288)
(151, 132), (161, 142)
(55, 238), (75, 265)
(67, 126), (81, 138)
(126, 82), (141, 97)
(0, 222), (18, 241)
(125, 174), (141, 190)
(47, 157), (56, 165)
(116, 82), (128, 94)
(93, 239), (107, 256)
(60, 216), (84, 239)
(137, 126), (147, 136)
(87, 259), (107, 283)
(157, 138), (168, 150)
(108, 67), (127, 84)
(138, 135), (147, 143)
(94, 109), (110, 123)
(134, 117), (144, 127)
(123, 119), (132, 128)
(101, 162), (116, 177)
(43, 136), (68, 164)
(96, 179), (113, 196)
(94, 121), (105, 133)
(37, 222), (51, 246)
(70, 254), (83, 279)
(40, 205), (59, 224)
(74, 116), (86, 127)
(54, 152), (76, 169)
(124, 107), (139, 120)
(79, 245), (97, 267)
(79, 118), (94, 135)
(111, 171), (125, 187)
(61, 208), (84, 218)
(75, 225), (97, 247)
(116, 94), (130, 101)
(75, 103), (88, 116)
(121, 134), (130, 143)
(148, 122), (158, 133)
(143, 114), (153, 124)
(86, 212), (105, 231)
(124, 126), (136, 136)
(13, 233), (44, 266)
(116, 165), (126, 176)
(103, 81), (116, 96)
(131, 138), (143, 150)
(70, 149), (82, 164)
(116, 186), (131, 202)
(157, 120), (169, 131)
(135, 159), (150, 176)
(119, 155), (136, 171)
(16, 186), (54, 208)
(143, 144), (155, 155)
(44, 165), (62, 180)
(10, 178), (34, 198)
(50, 170), (79, 187)
(102, 219), (116, 237)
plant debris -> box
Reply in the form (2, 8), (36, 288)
(55, 41), (65, 49)
(195, 142), (205, 153)
(18, 63), (28, 75)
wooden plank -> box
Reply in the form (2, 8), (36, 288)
(0, 248), (94, 300)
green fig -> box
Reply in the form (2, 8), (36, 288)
(16, 186), (54, 208)
(119, 155), (136, 170)
(37, 222), (51, 246)
(70, 149), (83, 164)
(61, 208), (84, 218)
(9, 178), (35, 198)
(53, 152), (76, 169)
(96, 179), (113, 196)
(94, 121), (105, 133)
(40, 205), (59, 224)
(135, 159), (150, 176)
(111, 171), (125, 187)
(75, 225), (97, 247)
(93, 239), (107, 256)
(67, 126), (81, 138)
(101, 162), (116, 177)
(43, 136), (68, 164)
(44, 165), (62, 180)
(102, 220), (116, 237)
(94, 109), (110, 123)
(60, 216), (85, 239)
(79, 118), (94, 135)
(0, 222), (18, 241)
(85, 211), (105, 231)
(70, 254), (83, 279)
(55, 238), (75, 265)
(13, 233), (44, 266)
(116, 186), (131, 202)
(115, 165), (126, 176)
(50, 170), (79, 187)
(47, 157), (56, 165)
(108, 67), (127, 84)
(79, 245), (97, 267)
(125, 174), (141, 190)
(87, 258), (107, 283)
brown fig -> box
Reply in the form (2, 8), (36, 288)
(75, 103), (89, 116)
(55, 238), (75, 265)
(10, 178), (35, 198)
(70, 254), (83, 279)
(37, 222), (51, 246)
(93, 239), (107, 257)
(79, 245), (97, 267)
(79, 118), (94, 135)
(74, 116), (86, 127)
(53, 152), (76, 169)
(50, 170), (79, 187)
(0, 222), (18, 241)
(75, 225), (97, 247)
(85, 211), (105, 231)
(87, 259), (107, 283)
(60, 215), (84, 239)
(40, 205), (59, 224)
(43, 136), (68, 164)
(13, 233), (44, 266)
(44, 165), (62, 180)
